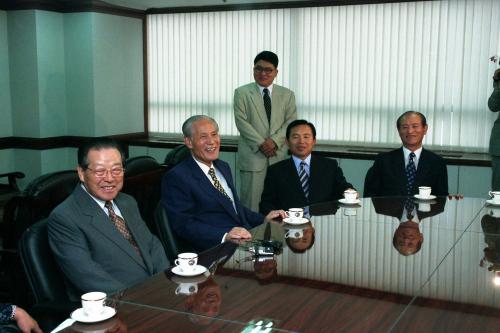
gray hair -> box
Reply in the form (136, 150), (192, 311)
(182, 115), (219, 138)
(396, 111), (427, 129)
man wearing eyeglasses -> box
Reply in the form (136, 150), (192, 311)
(234, 51), (297, 211)
(48, 138), (169, 301)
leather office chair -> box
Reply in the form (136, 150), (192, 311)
(154, 202), (193, 263)
(164, 144), (191, 168)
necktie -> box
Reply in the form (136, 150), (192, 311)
(405, 152), (416, 196)
(104, 201), (141, 256)
(299, 161), (310, 199)
(404, 197), (415, 220)
(208, 167), (231, 200)
(263, 88), (271, 122)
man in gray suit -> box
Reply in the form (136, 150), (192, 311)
(48, 138), (169, 300)
(234, 51), (297, 211)
(488, 68), (500, 190)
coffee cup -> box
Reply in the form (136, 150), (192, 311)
(418, 186), (432, 198)
(287, 208), (304, 221)
(418, 202), (431, 212)
(343, 207), (357, 216)
(343, 189), (357, 203)
(81, 292), (106, 317)
(175, 282), (198, 295)
(489, 191), (500, 203)
(489, 208), (500, 218)
(175, 252), (198, 272)
(285, 228), (304, 239)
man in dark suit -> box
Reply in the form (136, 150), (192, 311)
(162, 115), (285, 252)
(48, 138), (169, 300)
(364, 111), (448, 197)
(259, 119), (354, 215)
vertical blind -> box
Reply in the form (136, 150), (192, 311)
(147, 0), (500, 152)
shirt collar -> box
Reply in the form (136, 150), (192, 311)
(257, 83), (273, 96)
(192, 155), (213, 175)
(292, 154), (312, 170)
(402, 146), (423, 161)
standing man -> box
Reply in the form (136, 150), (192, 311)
(259, 120), (354, 214)
(234, 51), (297, 211)
(364, 111), (448, 197)
(162, 115), (285, 252)
(48, 138), (169, 300)
(488, 68), (500, 191)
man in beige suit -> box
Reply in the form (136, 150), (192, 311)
(234, 51), (297, 210)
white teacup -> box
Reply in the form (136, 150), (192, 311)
(343, 189), (357, 203)
(287, 208), (304, 221)
(285, 228), (304, 239)
(343, 207), (357, 216)
(489, 191), (500, 203)
(175, 252), (198, 272)
(418, 202), (431, 212)
(81, 291), (106, 317)
(418, 186), (432, 198)
(175, 282), (198, 295)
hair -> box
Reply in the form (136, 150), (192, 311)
(286, 119), (317, 140)
(286, 233), (316, 254)
(77, 137), (125, 169)
(396, 111), (427, 129)
(182, 115), (219, 139)
(254, 51), (279, 68)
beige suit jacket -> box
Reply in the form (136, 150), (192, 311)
(234, 82), (297, 171)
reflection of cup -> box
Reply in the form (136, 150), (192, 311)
(287, 208), (304, 222)
(81, 292), (106, 317)
(489, 191), (500, 203)
(418, 186), (432, 198)
(343, 207), (357, 216)
(343, 189), (357, 203)
(489, 208), (500, 218)
(418, 202), (431, 212)
(175, 282), (198, 295)
(72, 317), (122, 333)
(285, 228), (304, 239)
(175, 252), (198, 272)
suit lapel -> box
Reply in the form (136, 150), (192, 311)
(308, 156), (321, 202)
(249, 83), (270, 131)
(75, 186), (146, 270)
(393, 148), (407, 191)
(286, 158), (306, 201)
(415, 149), (431, 185)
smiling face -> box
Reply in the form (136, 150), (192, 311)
(253, 59), (278, 87)
(397, 113), (428, 151)
(286, 124), (316, 160)
(184, 118), (220, 167)
(78, 148), (124, 201)
(394, 221), (424, 256)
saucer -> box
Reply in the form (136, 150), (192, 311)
(171, 265), (207, 277)
(414, 194), (436, 201)
(486, 199), (500, 206)
(338, 198), (360, 205)
(70, 306), (116, 323)
(283, 217), (309, 225)
(170, 271), (209, 284)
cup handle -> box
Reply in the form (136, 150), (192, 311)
(174, 259), (179, 266)
(489, 191), (493, 197)
(175, 286), (181, 295)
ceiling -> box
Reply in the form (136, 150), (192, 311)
(102, 0), (306, 10)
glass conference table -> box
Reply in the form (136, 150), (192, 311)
(60, 196), (500, 333)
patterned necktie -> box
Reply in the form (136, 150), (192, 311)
(208, 167), (231, 200)
(299, 161), (310, 199)
(404, 197), (415, 220)
(405, 152), (417, 196)
(104, 201), (141, 256)
(263, 88), (271, 122)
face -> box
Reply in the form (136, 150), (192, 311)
(186, 278), (221, 318)
(287, 224), (315, 252)
(78, 148), (124, 201)
(253, 60), (278, 87)
(286, 124), (316, 160)
(397, 114), (428, 151)
(254, 259), (278, 281)
(394, 222), (423, 256)
(184, 119), (220, 167)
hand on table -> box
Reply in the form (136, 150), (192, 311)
(14, 307), (42, 333)
(265, 210), (286, 223)
(227, 227), (252, 240)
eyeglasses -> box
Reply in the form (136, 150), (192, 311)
(253, 66), (275, 75)
(86, 167), (125, 178)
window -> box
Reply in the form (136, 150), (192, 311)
(147, 0), (500, 152)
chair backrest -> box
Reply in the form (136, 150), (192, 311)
(154, 202), (193, 263)
(363, 166), (375, 197)
(18, 218), (70, 306)
(164, 144), (191, 167)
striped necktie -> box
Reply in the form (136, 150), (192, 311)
(208, 167), (231, 200)
(104, 201), (141, 256)
(299, 161), (310, 199)
(405, 152), (416, 196)
(263, 88), (271, 122)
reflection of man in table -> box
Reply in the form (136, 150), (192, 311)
(234, 51), (297, 211)
(480, 213), (500, 272)
(185, 276), (221, 324)
(260, 120), (354, 215)
(285, 222), (316, 254)
(372, 197), (446, 256)
(162, 115), (285, 251)
(364, 111), (448, 197)
(488, 68), (500, 191)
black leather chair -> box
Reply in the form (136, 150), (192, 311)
(18, 218), (76, 330)
(154, 202), (193, 263)
(164, 144), (191, 168)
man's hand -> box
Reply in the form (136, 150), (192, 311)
(14, 307), (42, 333)
(265, 210), (286, 223)
(227, 227), (252, 239)
(494, 68), (500, 82)
(259, 138), (277, 157)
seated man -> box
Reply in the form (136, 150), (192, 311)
(48, 138), (169, 300)
(259, 119), (354, 215)
(162, 115), (285, 251)
(364, 111), (448, 197)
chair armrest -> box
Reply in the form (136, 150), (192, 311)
(0, 172), (25, 191)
